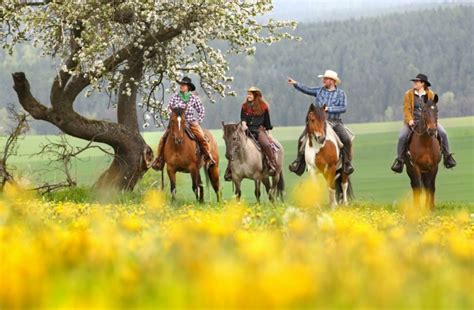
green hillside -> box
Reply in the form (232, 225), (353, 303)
(2, 117), (473, 203)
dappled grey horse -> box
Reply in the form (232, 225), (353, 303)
(222, 122), (284, 202)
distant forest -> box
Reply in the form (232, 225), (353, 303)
(1, 5), (472, 134)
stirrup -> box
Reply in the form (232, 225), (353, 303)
(391, 158), (404, 173)
(289, 158), (305, 176)
(344, 162), (354, 175)
(443, 153), (456, 169)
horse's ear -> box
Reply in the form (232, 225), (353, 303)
(221, 121), (225, 127)
(433, 94), (439, 104)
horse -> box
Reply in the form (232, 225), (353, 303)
(305, 104), (353, 208)
(405, 94), (441, 210)
(163, 107), (220, 202)
(222, 122), (284, 203)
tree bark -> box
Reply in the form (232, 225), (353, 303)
(12, 72), (153, 191)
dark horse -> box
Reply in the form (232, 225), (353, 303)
(405, 94), (442, 210)
(163, 107), (220, 202)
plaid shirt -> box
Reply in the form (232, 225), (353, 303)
(167, 92), (205, 124)
(294, 83), (347, 119)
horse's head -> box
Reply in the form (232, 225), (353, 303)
(222, 121), (245, 161)
(306, 103), (327, 144)
(170, 107), (186, 144)
(422, 94), (439, 136)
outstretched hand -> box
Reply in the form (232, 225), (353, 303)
(287, 77), (297, 85)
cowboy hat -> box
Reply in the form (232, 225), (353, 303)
(247, 86), (263, 96)
(410, 73), (431, 87)
(177, 76), (196, 91)
(318, 70), (341, 84)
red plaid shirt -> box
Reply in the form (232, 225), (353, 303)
(167, 92), (205, 124)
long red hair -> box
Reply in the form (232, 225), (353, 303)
(242, 91), (269, 116)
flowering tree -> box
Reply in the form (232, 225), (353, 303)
(1, 0), (296, 190)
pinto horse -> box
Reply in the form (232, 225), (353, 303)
(163, 107), (220, 202)
(305, 104), (353, 208)
(405, 94), (441, 210)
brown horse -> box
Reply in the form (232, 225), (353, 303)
(305, 104), (353, 208)
(163, 107), (220, 202)
(405, 94), (441, 210)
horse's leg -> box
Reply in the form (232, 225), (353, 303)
(325, 166), (337, 209)
(262, 177), (271, 195)
(198, 171), (204, 203)
(407, 165), (422, 208)
(254, 180), (261, 204)
(269, 172), (280, 203)
(234, 179), (242, 201)
(341, 173), (349, 205)
(167, 166), (177, 201)
(190, 167), (201, 203)
(422, 168), (438, 211)
(307, 166), (317, 182)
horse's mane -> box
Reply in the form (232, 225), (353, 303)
(222, 123), (239, 138)
(171, 107), (186, 115)
(307, 103), (326, 121)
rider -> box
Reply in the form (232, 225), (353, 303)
(287, 70), (354, 175)
(391, 73), (456, 173)
(224, 86), (277, 181)
(153, 76), (216, 170)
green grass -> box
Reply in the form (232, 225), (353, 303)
(2, 116), (473, 204)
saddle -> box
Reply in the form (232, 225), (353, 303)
(246, 130), (280, 154)
(183, 126), (209, 157)
(184, 126), (197, 141)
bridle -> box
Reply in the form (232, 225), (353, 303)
(411, 103), (438, 136)
(306, 108), (327, 146)
(226, 125), (247, 161)
(171, 107), (187, 145)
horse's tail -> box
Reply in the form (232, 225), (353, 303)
(204, 164), (211, 196)
(161, 169), (165, 191)
(277, 171), (285, 201)
(335, 170), (354, 202)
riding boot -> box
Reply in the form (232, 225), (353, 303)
(262, 144), (277, 176)
(152, 129), (169, 171)
(443, 153), (456, 169)
(190, 124), (216, 166)
(391, 125), (411, 173)
(224, 161), (232, 181)
(391, 157), (405, 173)
(437, 134), (457, 169)
(289, 129), (307, 176)
(341, 145), (354, 175)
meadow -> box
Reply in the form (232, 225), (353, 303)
(3, 116), (473, 203)
(1, 117), (473, 308)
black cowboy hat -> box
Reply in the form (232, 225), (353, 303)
(177, 76), (196, 91)
(411, 73), (431, 87)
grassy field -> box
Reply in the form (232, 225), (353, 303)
(2, 116), (473, 204)
(1, 118), (473, 308)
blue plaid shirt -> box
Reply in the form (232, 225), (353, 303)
(294, 83), (347, 119)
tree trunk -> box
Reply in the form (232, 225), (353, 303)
(95, 132), (152, 190)
(12, 72), (153, 191)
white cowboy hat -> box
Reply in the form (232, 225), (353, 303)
(318, 70), (341, 84)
